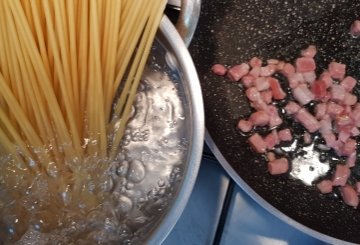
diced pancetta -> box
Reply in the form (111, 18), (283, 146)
(211, 64), (227, 76)
(295, 108), (321, 133)
(316, 180), (333, 194)
(249, 133), (267, 153)
(267, 158), (289, 175)
(295, 57), (316, 73)
(332, 164), (350, 186)
(227, 63), (250, 81)
(328, 62), (346, 80)
(340, 185), (359, 207)
(238, 119), (253, 133)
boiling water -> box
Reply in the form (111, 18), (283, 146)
(0, 70), (187, 244)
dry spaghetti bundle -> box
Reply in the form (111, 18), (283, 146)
(0, 0), (166, 203)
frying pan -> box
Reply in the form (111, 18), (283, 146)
(189, 0), (360, 244)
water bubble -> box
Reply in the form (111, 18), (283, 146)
(117, 161), (129, 177)
(127, 160), (146, 183)
(117, 195), (133, 213)
(46, 162), (58, 178)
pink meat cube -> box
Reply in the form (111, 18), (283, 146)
(249, 111), (270, 126)
(267, 158), (289, 175)
(281, 63), (296, 77)
(350, 20), (360, 37)
(255, 77), (270, 91)
(316, 180), (333, 194)
(301, 45), (317, 58)
(246, 87), (261, 102)
(260, 65), (277, 77)
(268, 77), (286, 100)
(267, 152), (276, 161)
(227, 63), (250, 81)
(332, 164), (350, 186)
(267, 59), (280, 65)
(261, 90), (273, 104)
(340, 185), (359, 207)
(315, 103), (327, 120)
(250, 99), (268, 111)
(311, 80), (327, 100)
(295, 108), (321, 133)
(328, 62), (346, 80)
(249, 133), (267, 153)
(249, 57), (263, 68)
(302, 71), (317, 84)
(295, 57), (316, 73)
(327, 102), (344, 118)
(285, 101), (301, 115)
(346, 152), (357, 168)
(341, 76), (357, 92)
(331, 84), (346, 102)
(319, 71), (333, 88)
(264, 130), (279, 149)
(342, 93), (357, 106)
(356, 181), (360, 193)
(292, 84), (315, 105)
(278, 129), (292, 142)
(249, 66), (261, 77)
(241, 75), (256, 88)
(211, 64), (227, 76)
(238, 119), (253, 133)
(341, 138), (357, 156)
(267, 105), (283, 128)
(303, 132), (312, 144)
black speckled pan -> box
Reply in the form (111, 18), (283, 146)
(189, 0), (360, 244)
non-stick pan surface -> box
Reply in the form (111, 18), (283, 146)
(189, 0), (360, 243)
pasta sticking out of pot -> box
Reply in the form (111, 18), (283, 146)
(0, 0), (166, 241)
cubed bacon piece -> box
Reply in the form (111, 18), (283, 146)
(295, 57), (316, 73)
(301, 45), (317, 58)
(241, 75), (255, 88)
(276, 61), (285, 71)
(267, 59), (280, 65)
(315, 103), (327, 120)
(328, 62), (346, 80)
(319, 71), (333, 88)
(311, 80), (328, 99)
(350, 20), (360, 37)
(340, 185), (359, 207)
(238, 119), (253, 133)
(303, 131), (312, 144)
(319, 116), (332, 135)
(331, 84), (346, 102)
(351, 127), (360, 137)
(267, 105), (283, 128)
(356, 182), (360, 193)
(264, 130), (279, 149)
(249, 57), (262, 68)
(341, 76), (357, 92)
(316, 180), (333, 194)
(267, 158), (289, 175)
(350, 103), (360, 125)
(292, 84), (314, 105)
(323, 132), (337, 148)
(341, 138), (357, 156)
(249, 66), (261, 77)
(246, 87), (261, 102)
(327, 102), (344, 118)
(249, 133), (267, 153)
(268, 77), (286, 100)
(267, 151), (276, 161)
(295, 108), (321, 133)
(281, 63), (296, 77)
(332, 164), (350, 186)
(338, 130), (351, 143)
(260, 65), (277, 77)
(302, 71), (317, 84)
(285, 101), (301, 115)
(255, 77), (270, 91)
(250, 99), (268, 111)
(249, 111), (270, 126)
(211, 64), (227, 76)
(342, 93), (357, 106)
(346, 152), (357, 168)
(227, 63), (250, 81)
(278, 129), (292, 142)
(261, 90), (273, 104)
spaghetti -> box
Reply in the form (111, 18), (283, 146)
(0, 0), (166, 241)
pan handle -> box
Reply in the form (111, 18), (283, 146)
(175, 0), (201, 47)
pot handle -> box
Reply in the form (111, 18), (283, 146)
(175, 0), (201, 47)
